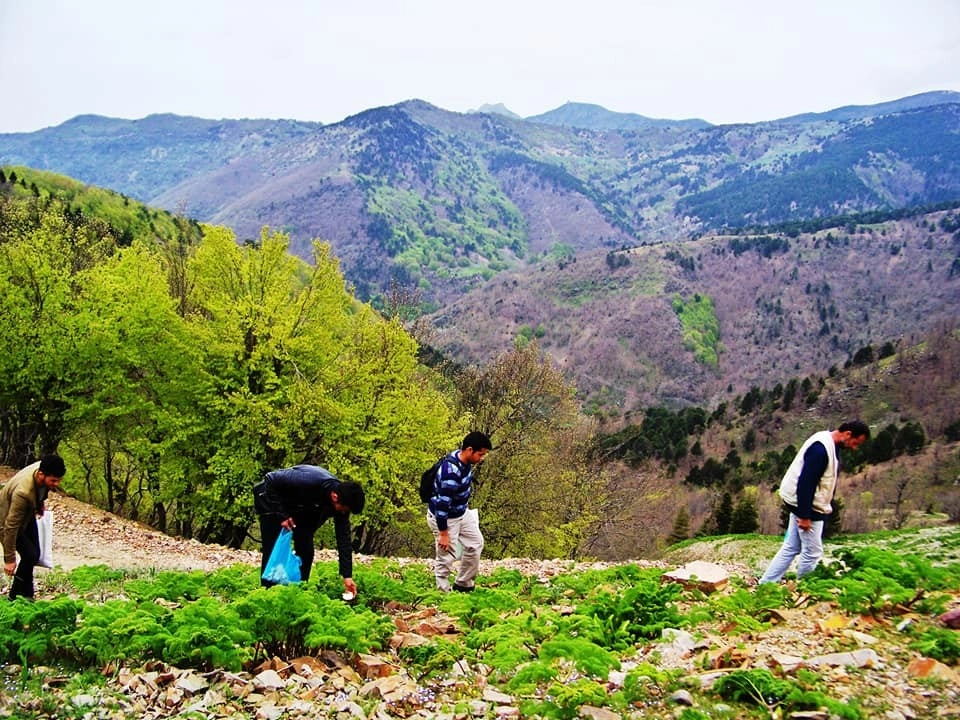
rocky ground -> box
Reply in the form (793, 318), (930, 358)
(2, 489), (960, 719)
(30, 492), (261, 574)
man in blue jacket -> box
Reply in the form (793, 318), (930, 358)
(253, 465), (365, 596)
(426, 431), (492, 592)
(759, 420), (869, 584)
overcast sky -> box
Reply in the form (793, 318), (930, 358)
(1, 0), (958, 134)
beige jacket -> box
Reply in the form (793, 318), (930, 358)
(777, 430), (839, 516)
(0, 461), (44, 564)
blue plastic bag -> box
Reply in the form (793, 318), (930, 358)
(262, 528), (301, 584)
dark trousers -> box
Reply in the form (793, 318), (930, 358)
(10, 518), (39, 600)
(253, 487), (320, 586)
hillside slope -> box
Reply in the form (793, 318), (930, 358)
(430, 210), (960, 412)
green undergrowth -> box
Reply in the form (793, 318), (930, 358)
(714, 668), (862, 719)
(2, 535), (959, 718)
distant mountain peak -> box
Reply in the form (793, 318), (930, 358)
(775, 90), (960, 124)
(525, 102), (711, 131)
(469, 103), (522, 119)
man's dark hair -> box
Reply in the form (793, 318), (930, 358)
(38, 454), (66, 477)
(839, 420), (870, 440)
(336, 480), (365, 514)
(461, 431), (493, 452)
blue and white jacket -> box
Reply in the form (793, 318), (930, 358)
(427, 451), (473, 531)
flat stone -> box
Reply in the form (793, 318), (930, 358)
(482, 688), (514, 704)
(662, 561), (729, 592)
(907, 656), (960, 681)
(805, 648), (879, 669)
(578, 705), (621, 720)
(174, 672), (209, 693)
(356, 653), (396, 679)
(253, 669), (286, 690)
(390, 631), (431, 649)
(287, 655), (327, 676)
(358, 674), (418, 701)
(771, 653), (805, 672)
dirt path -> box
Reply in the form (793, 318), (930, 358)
(35, 491), (262, 573)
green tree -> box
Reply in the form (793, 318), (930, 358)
(713, 491), (733, 535)
(180, 226), (456, 550)
(455, 343), (603, 558)
(0, 203), (117, 464)
(60, 243), (200, 524)
(668, 506), (690, 545)
(894, 421), (926, 456)
(729, 492), (759, 534)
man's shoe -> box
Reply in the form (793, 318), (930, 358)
(452, 583), (474, 593)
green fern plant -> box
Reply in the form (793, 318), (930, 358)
(0, 596), (81, 665)
(64, 600), (172, 666)
(520, 677), (608, 720)
(163, 597), (252, 671)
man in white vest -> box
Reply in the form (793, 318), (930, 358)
(759, 421), (870, 584)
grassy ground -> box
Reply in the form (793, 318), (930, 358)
(663, 524), (960, 577)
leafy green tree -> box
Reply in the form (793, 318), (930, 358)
(945, 419), (960, 442)
(868, 426), (896, 463)
(894, 421), (926, 456)
(455, 343), (603, 558)
(685, 457), (728, 488)
(0, 203), (117, 464)
(60, 243), (200, 523)
(178, 226), (456, 550)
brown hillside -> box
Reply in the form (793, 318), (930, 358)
(429, 211), (960, 415)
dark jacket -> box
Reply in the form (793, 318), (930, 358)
(428, 451), (473, 531)
(254, 465), (354, 578)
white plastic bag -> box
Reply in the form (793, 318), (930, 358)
(37, 511), (53, 569)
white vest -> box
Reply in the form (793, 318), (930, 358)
(778, 430), (838, 515)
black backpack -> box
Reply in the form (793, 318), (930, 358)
(419, 457), (444, 503)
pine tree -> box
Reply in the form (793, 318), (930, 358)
(730, 495), (759, 534)
(714, 491), (733, 535)
(668, 506), (691, 545)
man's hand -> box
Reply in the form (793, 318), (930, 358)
(280, 517), (296, 530)
(3, 561), (15, 576)
(797, 518), (812, 531)
(437, 529), (451, 552)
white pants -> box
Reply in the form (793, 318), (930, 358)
(427, 508), (483, 591)
(759, 513), (825, 583)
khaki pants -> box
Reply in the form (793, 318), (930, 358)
(427, 508), (483, 591)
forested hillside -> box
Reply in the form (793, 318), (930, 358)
(0, 168), (600, 562)
(429, 207), (960, 414)
(1, 167), (958, 565)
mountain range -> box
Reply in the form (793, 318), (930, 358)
(2, 91), (959, 414)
